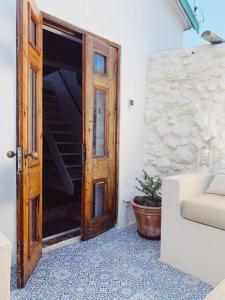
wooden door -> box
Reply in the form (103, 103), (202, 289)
(17, 0), (43, 288)
(82, 34), (118, 240)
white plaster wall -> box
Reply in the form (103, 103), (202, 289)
(0, 0), (17, 265)
(35, 0), (187, 229)
(145, 44), (225, 177)
(0, 0), (186, 264)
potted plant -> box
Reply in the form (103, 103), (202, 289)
(132, 170), (162, 239)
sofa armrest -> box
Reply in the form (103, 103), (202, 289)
(162, 173), (214, 218)
(163, 173), (213, 201)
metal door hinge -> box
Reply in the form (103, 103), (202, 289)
(114, 62), (117, 74)
(17, 146), (23, 172)
(82, 144), (86, 164)
(114, 102), (117, 113)
(16, 35), (20, 53)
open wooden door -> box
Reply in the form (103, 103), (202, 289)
(82, 34), (118, 240)
(17, 0), (43, 287)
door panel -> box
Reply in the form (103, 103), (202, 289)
(17, 0), (42, 287)
(82, 35), (118, 240)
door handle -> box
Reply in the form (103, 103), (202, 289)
(6, 151), (16, 158)
(7, 147), (23, 171)
(24, 151), (38, 160)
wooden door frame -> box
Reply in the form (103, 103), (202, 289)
(16, 7), (121, 267)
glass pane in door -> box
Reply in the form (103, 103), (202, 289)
(30, 17), (37, 46)
(93, 90), (105, 156)
(93, 53), (106, 74)
(93, 182), (105, 217)
(29, 197), (38, 243)
(29, 68), (37, 153)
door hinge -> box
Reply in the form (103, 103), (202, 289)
(17, 146), (23, 172)
(82, 144), (86, 164)
(114, 62), (117, 74)
(16, 35), (20, 53)
(114, 101), (118, 114)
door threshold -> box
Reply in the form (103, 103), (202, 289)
(43, 227), (80, 241)
(43, 227), (81, 248)
(43, 234), (81, 253)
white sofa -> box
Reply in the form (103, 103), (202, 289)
(205, 278), (225, 299)
(160, 173), (225, 286)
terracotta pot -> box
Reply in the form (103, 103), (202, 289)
(132, 199), (161, 239)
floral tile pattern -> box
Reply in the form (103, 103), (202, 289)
(11, 225), (213, 300)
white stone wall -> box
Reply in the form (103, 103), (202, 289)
(145, 44), (225, 176)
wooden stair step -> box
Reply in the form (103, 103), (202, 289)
(43, 99), (58, 105)
(60, 153), (81, 156)
(46, 121), (70, 125)
(50, 130), (76, 134)
(45, 179), (63, 185)
(44, 154), (53, 160)
(44, 112), (64, 117)
(71, 176), (82, 181)
(44, 182), (65, 192)
(43, 203), (80, 223)
(44, 102), (60, 106)
(43, 94), (57, 98)
(56, 142), (80, 145)
(47, 165), (82, 171)
(66, 164), (82, 168)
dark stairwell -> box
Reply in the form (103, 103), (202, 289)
(42, 28), (83, 239)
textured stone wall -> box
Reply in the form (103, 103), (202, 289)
(145, 44), (225, 176)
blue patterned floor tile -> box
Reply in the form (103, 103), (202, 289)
(11, 224), (213, 300)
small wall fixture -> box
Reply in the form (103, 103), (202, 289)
(123, 199), (132, 207)
(201, 31), (225, 44)
(128, 99), (134, 107)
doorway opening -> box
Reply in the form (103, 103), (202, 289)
(16, 1), (119, 286)
(42, 26), (83, 241)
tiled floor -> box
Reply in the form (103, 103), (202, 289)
(11, 225), (213, 300)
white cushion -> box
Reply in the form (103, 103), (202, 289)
(181, 193), (225, 230)
(206, 170), (225, 196)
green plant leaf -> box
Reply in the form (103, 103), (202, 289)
(135, 170), (162, 205)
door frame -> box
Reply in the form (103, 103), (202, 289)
(16, 7), (121, 279)
(42, 12), (121, 234)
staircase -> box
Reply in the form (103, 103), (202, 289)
(43, 72), (82, 195)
